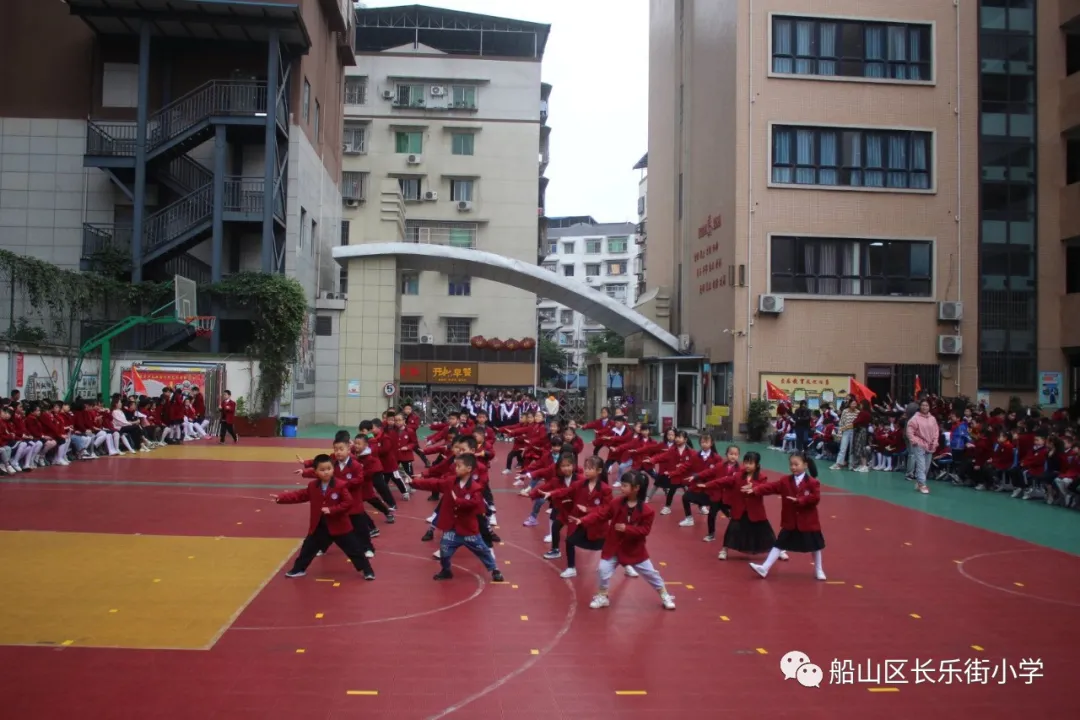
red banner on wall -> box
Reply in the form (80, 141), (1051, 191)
(120, 367), (209, 397)
(15, 353), (24, 389)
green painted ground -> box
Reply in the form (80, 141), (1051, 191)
(298, 421), (1078, 555)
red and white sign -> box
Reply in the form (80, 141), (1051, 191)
(15, 353), (24, 389)
(120, 366), (211, 397)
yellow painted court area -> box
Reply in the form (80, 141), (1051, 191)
(0, 531), (297, 650)
(120, 445), (326, 463)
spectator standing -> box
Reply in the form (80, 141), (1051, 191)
(906, 400), (939, 495)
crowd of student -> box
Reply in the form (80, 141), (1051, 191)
(769, 394), (1079, 506)
(0, 385), (238, 473)
(281, 403), (828, 611)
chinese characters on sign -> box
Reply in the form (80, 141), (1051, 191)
(759, 373), (853, 416)
(827, 658), (1043, 686)
(697, 213), (722, 239)
(694, 240), (726, 296)
(427, 363), (478, 384)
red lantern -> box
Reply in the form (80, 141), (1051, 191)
(470, 335), (487, 349)
(488, 337), (504, 350)
(504, 338), (520, 351)
(520, 337), (536, 350)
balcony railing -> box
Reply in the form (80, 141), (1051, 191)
(343, 127), (367, 154)
(86, 121), (136, 156)
(162, 154), (212, 194)
(144, 185), (213, 254)
(342, 172), (367, 202)
(344, 80), (367, 106)
(404, 223), (477, 248)
(148, 80), (268, 148)
(224, 177), (267, 214)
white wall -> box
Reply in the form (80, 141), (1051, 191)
(341, 51), (542, 343)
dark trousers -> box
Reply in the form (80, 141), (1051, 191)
(120, 425), (143, 448)
(565, 526), (605, 568)
(682, 490), (711, 518)
(291, 519), (373, 575)
(219, 422), (237, 442)
(365, 496), (393, 517)
(372, 472), (397, 508)
(506, 449), (523, 471)
(794, 427), (809, 451)
(550, 518), (563, 552)
(386, 470), (407, 495)
(399, 461), (414, 480)
(318, 513), (376, 554)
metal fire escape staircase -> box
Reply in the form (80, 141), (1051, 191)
(81, 77), (290, 350)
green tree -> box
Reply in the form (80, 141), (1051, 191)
(538, 335), (570, 383)
(586, 329), (625, 357)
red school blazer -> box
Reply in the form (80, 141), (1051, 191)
(753, 474), (822, 533)
(712, 473), (770, 523)
(303, 455), (367, 515)
(275, 477), (354, 536)
(409, 474), (487, 535)
(596, 498), (655, 566)
(552, 478), (613, 540)
(350, 448), (382, 500)
(697, 458), (739, 503)
(529, 469), (583, 524)
(397, 426), (418, 462)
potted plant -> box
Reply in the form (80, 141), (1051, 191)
(231, 395), (278, 438)
(745, 398), (773, 442)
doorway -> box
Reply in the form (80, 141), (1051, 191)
(865, 365), (893, 403)
(676, 372), (697, 428)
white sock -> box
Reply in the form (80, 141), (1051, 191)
(761, 547), (783, 571)
(120, 435), (134, 452)
(813, 550), (824, 575)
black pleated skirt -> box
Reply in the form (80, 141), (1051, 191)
(775, 528), (826, 553)
(722, 517), (777, 554)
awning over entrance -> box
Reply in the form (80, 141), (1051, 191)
(332, 243), (681, 352)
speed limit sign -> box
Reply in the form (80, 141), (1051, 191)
(382, 382), (397, 397)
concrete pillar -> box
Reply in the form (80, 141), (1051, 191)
(337, 256), (400, 425)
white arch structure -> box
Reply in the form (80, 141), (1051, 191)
(333, 243), (681, 352)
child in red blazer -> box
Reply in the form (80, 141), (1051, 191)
(395, 412), (418, 488)
(351, 432), (395, 531)
(588, 470), (675, 611)
(715, 451), (788, 561)
(412, 454), (505, 583)
(647, 430), (694, 514)
(297, 432), (376, 559)
(531, 452), (583, 560)
(273, 454), (375, 580)
(550, 456), (612, 578)
(743, 452), (826, 581)
(581, 408), (612, 456)
(679, 435), (731, 537)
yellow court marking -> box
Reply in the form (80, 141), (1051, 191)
(971, 645), (984, 652)
(719, 615), (730, 621)
(511, 584), (519, 589)
(0, 531), (297, 650)
(659, 562), (667, 567)
(346, 690), (378, 696)
(60, 640), (74, 646)
(854, 584), (864, 589)
(685, 584), (695, 590)
(332, 583), (341, 588)
(504, 560), (511, 565)
(315, 613), (325, 619)
(666, 582), (683, 586)
(756, 648), (768, 655)
(295, 649), (306, 654)
(491, 581), (509, 585)
(910, 613), (921, 619)
(825, 581), (845, 585)
(188, 556), (195, 560)
(868, 687), (900, 693)
(1013, 582), (1025, 588)
(520, 615), (529, 621)
(904, 542), (912, 546)
(152, 579), (161, 583)
(615, 691), (647, 696)
(864, 527), (872, 531)
(530, 649), (540, 655)
(315, 579), (335, 583)
(255, 509), (261, 513)
(236, 522), (243, 526)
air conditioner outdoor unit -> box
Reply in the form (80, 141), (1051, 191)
(343, 143), (359, 154)
(457, 200), (473, 212)
(678, 334), (692, 352)
(423, 191), (438, 201)
(938, 301), (963, 322)
(344, 199), (359, 207)
(430, 86), (446, 96)
(420, 334), (435, 344)
(938, 335), (963, 355)
(407, 154), (422, 165)
(758, 294), (785, 314)
(381, 89), (395, 100)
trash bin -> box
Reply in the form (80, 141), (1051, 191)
(280, 415), (299, 438)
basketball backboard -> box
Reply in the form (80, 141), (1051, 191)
(174, 275), (198, 321)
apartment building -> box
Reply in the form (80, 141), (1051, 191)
(646, 0), (1077, 429)
(338, 5), (549, 394)
(0, 0), (354, 421)
(634, 152), (648, 301)
(540, 220), (640, 366)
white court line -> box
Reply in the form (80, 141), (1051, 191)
(956, 548), (1080, 608)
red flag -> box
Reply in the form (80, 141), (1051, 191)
(131, 366), (148, 396)
(765, 381), (790, 402)
(914, 375), (923, 396)
(849, 378), (877, 404)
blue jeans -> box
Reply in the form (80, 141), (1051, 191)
(911, 446), (931, 487)
(836, 430), (853, 465)
(440, 531), (497, 573)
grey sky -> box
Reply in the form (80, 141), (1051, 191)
(361, 1), (649, 223)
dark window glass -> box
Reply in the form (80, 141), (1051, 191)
(769, 236), (932, 298)
(315, 316), (333, 336)
(771, 16), (932, 80)
(772, 125), (932, 190)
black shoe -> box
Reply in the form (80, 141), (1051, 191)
(433, 569), (453, 581)
(421, 529), (434, 542)
(369, 528), (381, 538)
(428, 494), (439, 502)
(490, 532), (502, 543)
(491, 570), (505, 582)
(363, 572), (375, 581)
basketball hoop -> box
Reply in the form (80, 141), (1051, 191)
(187, 316), (217, 337)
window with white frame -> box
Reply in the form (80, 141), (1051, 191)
(560, 309), (573, 325)
(342, 172), (366, 201)
(585, 264), (601, 277)
(395, 131), (423, 154)
(606, 260), (627, 276)
(563, 241), (575, 254)
(607, 236), (629, 253)
(398, 177), (422, 201)
(563, 265), (575, 277)
(400, 272), (420, 295)
(769, 235), (933, 298)
(406, 222), (476, 248)
(451, 85), (477, 109)
(448, 275), (471, 296)
(400, 316), (420, 343)
(771, 125), (932, 189)
(538, 308), (556, 323)
(396, 84), (426, 108)
(450, 179), (474, 202)
(771, 16), (932, 81)
(343, 124), (366, 154)
(446, 317), (472, 344)
(451, 132), (475, 155)
(344, 77), (367, 105)
(606, 284), (629, 303)
(585, 238), (602, 254)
